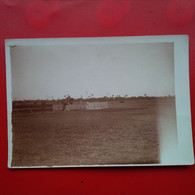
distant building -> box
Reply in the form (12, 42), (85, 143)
(86, 102), (108, 110)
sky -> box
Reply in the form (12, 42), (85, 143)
(10, 42), (174, 100)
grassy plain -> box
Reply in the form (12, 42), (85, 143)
(11, 99), (176, 167)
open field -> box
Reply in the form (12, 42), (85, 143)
(11, 99), (176, 167)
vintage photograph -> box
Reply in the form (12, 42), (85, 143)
(6, 36), (194, 168)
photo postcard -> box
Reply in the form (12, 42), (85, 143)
(5, 35), (194, 168)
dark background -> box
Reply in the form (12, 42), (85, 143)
(0, 0), (195, 194)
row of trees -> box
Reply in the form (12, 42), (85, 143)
(13, 95), (175, 105)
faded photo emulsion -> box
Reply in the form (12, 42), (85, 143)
(6, 36), (194, 168)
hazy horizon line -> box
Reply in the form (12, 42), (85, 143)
(13, 95), (175, 101)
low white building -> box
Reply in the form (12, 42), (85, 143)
(86, 102), (108, 110)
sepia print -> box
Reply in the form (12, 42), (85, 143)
(5, 36), (194, 168)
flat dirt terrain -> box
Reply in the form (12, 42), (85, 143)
(11, 99), (176, 167)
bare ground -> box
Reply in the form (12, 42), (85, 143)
(11, 100), (170, 167)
